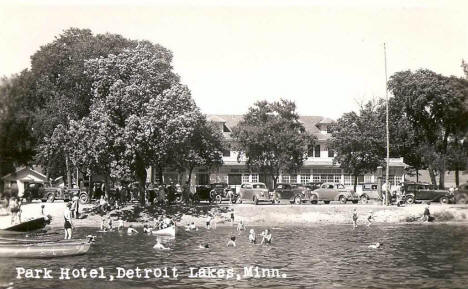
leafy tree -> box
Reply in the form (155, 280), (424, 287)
(80, 43), (202, 203)
(330, 101), (385, 192)
(29, 28), (138, 184)
(170, 117), (225, 191)
(0, 71), (36, 194)
(388, 69), (468, 188)
(232, 99), (315, 189)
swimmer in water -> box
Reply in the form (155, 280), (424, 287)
(367, 211), (374, 227)
(143, 224), (152, 233)
(352, 208), (358, 229)
(127, 225), (138, 234)
(153, 238), (169, 250)
(189, 222), (197, 231)
(248, 229), (256, 244)
(227, 236), (236, 247)
(368, 242), (382, 249)
(261, 229), (272, 245)
(199, 243), (209, 249)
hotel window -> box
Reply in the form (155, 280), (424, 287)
(334, 175), (341, 183)
(364, 175), (372, 183)
(328, 149), (335, 158)
(282, 175), (290, 183)
(242, 174), (250, 183)
(300, 174), (309, 184)
(394, 176), (402, 185)
(313, 175), (321, 183)
(344, 175), (352, 185)
(251, 174), (259, 183)
(307, 145), (314, 157)
(314, 145), (321, 158)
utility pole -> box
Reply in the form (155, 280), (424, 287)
(384, 43), (390, 205)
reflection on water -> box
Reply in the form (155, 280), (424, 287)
(1, 224), (468, 288)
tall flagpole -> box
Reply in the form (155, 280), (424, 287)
(384, 43), (390, 205)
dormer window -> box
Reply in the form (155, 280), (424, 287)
(223, 123), (230, 132)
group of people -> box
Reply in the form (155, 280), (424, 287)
(352, 208), (375, 229)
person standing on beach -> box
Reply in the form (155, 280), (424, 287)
(206, 215), (213, 229)
(9, 197), (20, 224)
(352, 209), (358, 229)
(249, 229), (257, 244)
(64, 202), (74, 239)
(230, 212), (235, 225)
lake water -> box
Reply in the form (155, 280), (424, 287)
(1, 224), (468, 289)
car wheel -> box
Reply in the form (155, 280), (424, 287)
(324, 201), (330, 204)
(439, 196), (449, 204)
(339, 196), (347, 204)
(360, 195), (368, 204)
(47, 194), (55, 203)
(216, 195), (222, 204)
(294, 196), (302, 205)
(310, 195), (318, 204)
(405, 195), (415, 205)
(79, 193), (89, 204)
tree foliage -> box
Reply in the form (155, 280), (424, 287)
(232, 99), (315, 187)
(330, 101), (385, 191)
(388, 69), (468, 187)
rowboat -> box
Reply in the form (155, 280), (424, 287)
(0, 239), (92, 258)
(151, 226), (176, 237)
(0, 217), (49, 235)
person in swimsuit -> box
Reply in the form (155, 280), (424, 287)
(127, 225), (138, 234)
(423, 204), (432, 222)
(117, 217), (124, 231)
(153, 237), (169, 250)
(352, 209), (358, 229)
(237, 219), (245, 231)
(227, 236), (236, 247)
(64, 202), (73, 239)
(230, 212), (235, 225)
(261, 229), (272, 245)
(249, 229), (256, 244)
(367, 211), (374, 227)
(206, 215), (213, 229)
(9, 197), (20, 225)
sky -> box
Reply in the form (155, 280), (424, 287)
(0, 0), (467, 119)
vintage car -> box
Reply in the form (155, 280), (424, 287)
(194, 182), (237, 204)
(42, 187), (88, 204)
(304, 182), (323, 191)
(311, 182), (358, 204)
(454, 183), (468, 204)
(400, 182), (453, 204)
(274, 183), (313, 204)
(22, 182), (48, 202)
(238, 182), (274, 205)
(355, 183), (381, 204)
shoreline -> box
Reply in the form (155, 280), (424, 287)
(1, 202), (467, 230)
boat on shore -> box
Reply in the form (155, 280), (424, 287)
(0, 217), (50, 235)
(0, 238), (93, 258)
(151, 226), (176, 237)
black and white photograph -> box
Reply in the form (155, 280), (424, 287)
(0, 0), (468, 288)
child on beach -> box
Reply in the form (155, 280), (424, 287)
(367, 211), (374, 227)
(261, 229), (272, 245)
(352, 209), (358, 229)
(227, 236), (236, 247)
(249, 229), (256, 244)
(230, 212), (235, 225)
(117, 218), (124, 231)
(237, 219), (245, 232)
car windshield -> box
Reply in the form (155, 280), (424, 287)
(253, 184), (266, 189)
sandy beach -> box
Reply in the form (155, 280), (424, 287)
(1, 201), (467, 230)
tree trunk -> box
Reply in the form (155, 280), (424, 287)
(428, 166), (437, 186)
(455, 169), (460, 187)
(439, 159), (446, 189)
(65, 154), (72, 189)
(416, 169), (419, 183)
(158, 166), (163, 185)
(135, 155), (147, 205)
(353, 175), (358, 193)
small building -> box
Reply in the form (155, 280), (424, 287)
(2, 167), (48, 197)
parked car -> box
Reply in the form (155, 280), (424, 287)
(304, 182), (323, 191)
(356, 183), (381, 204)
(400, 182), (453, 204)
(274, 183), (313, 204)
(454, 183), (468, 204)
(194, 182), (238, 204)
(22, 182), (47, 202)
(238, 182), (274, 205)
(41, 187), (89, 204)
(311, 182), (358, 204)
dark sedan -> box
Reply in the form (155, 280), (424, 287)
(274, 183), (313, 204)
